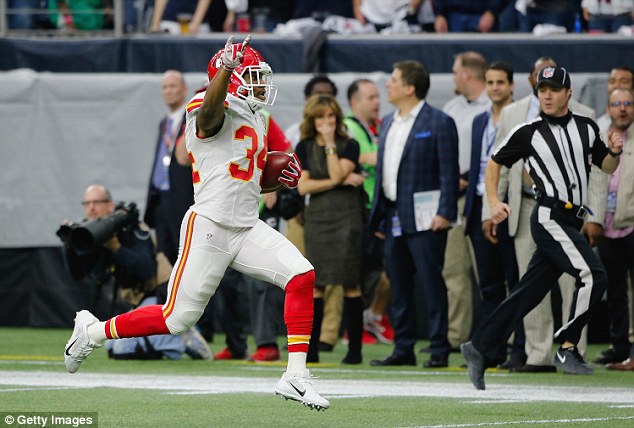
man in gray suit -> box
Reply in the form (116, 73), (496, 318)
(482, 57), (606, 373)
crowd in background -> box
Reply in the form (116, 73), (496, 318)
(6, 1), (634, 35)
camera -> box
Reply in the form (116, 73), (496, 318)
(57, 202), (140, 254)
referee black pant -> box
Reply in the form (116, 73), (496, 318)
(471, 204), (607, 363)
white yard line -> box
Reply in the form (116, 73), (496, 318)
(412, 416), (634, 427)
(0, 370), (633, 405)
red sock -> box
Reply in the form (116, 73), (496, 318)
(104, 305), (170, 339)
(284, 270), (315, 354)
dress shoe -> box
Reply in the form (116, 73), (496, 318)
(342, 352), (362, 365)
(370, 353), (416, 366)
(319, 342), (334, 352)
(593, 348), (630, 365)
(420, 346), (460, 354)
(606, 357), (634, 371)
(510, 364), (557, 373)
(498, 356), (526, 370)
(423, 358), (448, 368)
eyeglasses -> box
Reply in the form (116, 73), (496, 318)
(81, 199), (110, 206)
(610, 101), (633, 108)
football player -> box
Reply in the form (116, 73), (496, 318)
(63, 35), (329, 411)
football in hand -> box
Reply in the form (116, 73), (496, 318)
(261, 151), (293, 192)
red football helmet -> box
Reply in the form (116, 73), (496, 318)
(207, 42), (277, 111)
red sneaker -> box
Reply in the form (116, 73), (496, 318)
(363, 310), (394, 344)
(341, 330), (377, 345)
(377, 314), (394, 344)
(362, 330), (378, 344)
(250, 345), (280, 362)
(214, 347), (245, 360)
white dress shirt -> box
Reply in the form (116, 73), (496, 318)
(382, 100), (425, 201)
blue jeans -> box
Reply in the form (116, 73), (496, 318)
(588, 14), (632, 33)
(518, 9), (574, 33)
(447, 12), (485, 32)
(8, 0), (41, 29)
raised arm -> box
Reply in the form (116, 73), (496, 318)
(196, 35), (251, 138)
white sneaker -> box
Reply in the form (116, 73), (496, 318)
(182, 327), (214, 361)
(274, 369), (330, 411)
(64, 310), (101, 373)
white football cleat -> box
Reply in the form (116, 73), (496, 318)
(274, 369), (330, 411)
(64, 310), (101, 373)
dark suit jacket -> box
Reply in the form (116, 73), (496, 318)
(144, 115), (194, 230)
(368, 102), (460, 234)
(463, 110), (489, 235)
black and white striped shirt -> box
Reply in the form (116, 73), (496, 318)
(492, 111), (608, 207)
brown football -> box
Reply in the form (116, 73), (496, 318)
(261, 151), (292, 192)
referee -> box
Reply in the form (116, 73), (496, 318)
(461, 66), (623, 390)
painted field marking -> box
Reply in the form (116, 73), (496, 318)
(412, 416), (634, 427)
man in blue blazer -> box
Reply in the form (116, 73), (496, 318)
(368, 60), (460, 368)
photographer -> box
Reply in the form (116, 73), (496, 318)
(59, 183), (212, 361)
(60, 184), (156, 310)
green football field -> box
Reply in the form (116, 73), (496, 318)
(1, 328), (633, 428)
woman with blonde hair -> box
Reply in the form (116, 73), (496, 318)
(295, 94), (366, 364)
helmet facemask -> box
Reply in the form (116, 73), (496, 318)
(234, 63), (278, 111)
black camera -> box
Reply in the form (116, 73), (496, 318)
(57, 202), (140, 254)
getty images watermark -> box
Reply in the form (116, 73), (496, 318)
(1, 413), (97, 427)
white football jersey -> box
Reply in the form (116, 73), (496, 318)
(185, 92), (268, 227)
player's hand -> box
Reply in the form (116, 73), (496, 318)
(221, 34), (251, 71)
(279, 153), (302, 189)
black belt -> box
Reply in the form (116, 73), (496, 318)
(521, 189), (536, 199)
(538, 195), (589, 219)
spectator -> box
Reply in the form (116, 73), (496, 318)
(145, 70), (194, 267)
(582, 0), (633, 33)
(442, 51), (490, 351)
(241, 0), (296, 32)
(353, 0), (423, 31)
(285, 75), (339, 148)
(293, 0), (354, 20)
(284, 75), (343, 354)
(594, 88), (634, 366)
(482, 56), (600, 373)
(48, 0), (109, 31)
(369, 60), (459, 368)
(462, 65), (623, 389)
(8, 0), (43, 29)
(296, 94), (366, 364)
(59, 184), (156, 319)
(516, 0), (578, 33)
(597, 67), (634, 132)
(463, 61), (524, 369)
(150, 0), (247, 34)
(343, 78), (394, 345)
(433, 0), (507, 32)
